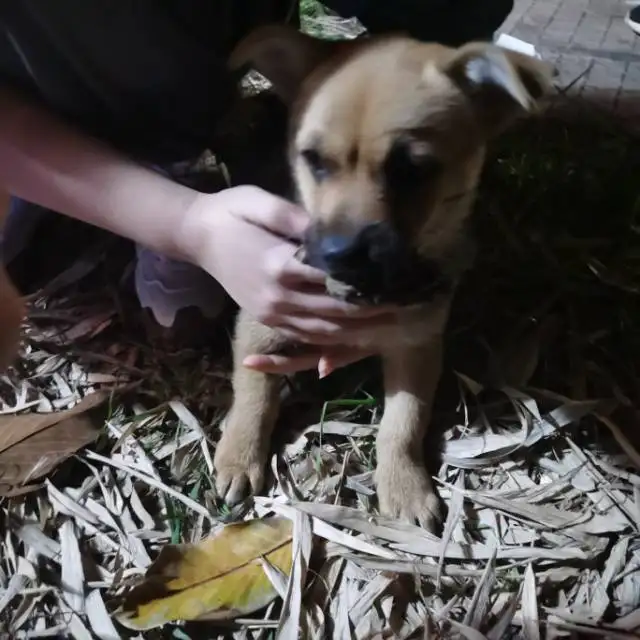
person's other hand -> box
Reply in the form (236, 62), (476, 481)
(184, 186), (394, 373)
(242, 345), (378, 378)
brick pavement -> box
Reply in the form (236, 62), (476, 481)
(500, 0), (640, 116)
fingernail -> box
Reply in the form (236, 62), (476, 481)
(242, 355), (264, 369)
(318, 358), (331, 379)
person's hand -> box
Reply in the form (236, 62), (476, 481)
(242, 344), (378, 378)
(184, 186), (394, 374)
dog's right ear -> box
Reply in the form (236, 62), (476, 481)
(229, 25), (346, 104)
(440, 42), (553, 136)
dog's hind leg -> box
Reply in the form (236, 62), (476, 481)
(214, 311), (288, 505)
(375, 327), (446, 533)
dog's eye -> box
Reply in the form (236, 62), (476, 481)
(301, 148), (332, 182)
(383, 141), (442, 191)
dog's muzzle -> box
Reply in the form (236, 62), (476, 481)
(297, 221), (460, 306)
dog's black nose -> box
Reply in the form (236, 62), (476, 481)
(301, 221), (450, 305)
(314, 232), (370, 270)
(304, 223), (390, 275)
(303, 221), (401, 290)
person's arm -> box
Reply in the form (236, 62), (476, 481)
(0, 87), (390, 375)
(0, 87), (201, 262)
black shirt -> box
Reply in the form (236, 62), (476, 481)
(0, 0), (513, 165)
(0, 1), (295, 164)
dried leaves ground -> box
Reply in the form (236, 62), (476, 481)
(2, 8), (640, 640)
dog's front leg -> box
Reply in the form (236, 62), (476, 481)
(214, 311), (289, 505)
(375, 333), (444, 532)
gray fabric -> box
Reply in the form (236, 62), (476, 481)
(133, 245), (226, 328)
(0, 195), (227, 327)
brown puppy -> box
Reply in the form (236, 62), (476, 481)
(0, 190), (24, 370)
(214, 26), (552, 530)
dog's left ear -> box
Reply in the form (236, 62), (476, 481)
(441, 42), (553, 135)
(230, 25), (349, 105)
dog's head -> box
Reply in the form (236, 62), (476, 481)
(231, 27), (552, 304)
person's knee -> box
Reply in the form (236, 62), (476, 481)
(0, 197), (24, 370)
(0, 264), (23, 370)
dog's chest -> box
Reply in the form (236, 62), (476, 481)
(348, 298), (452, 351)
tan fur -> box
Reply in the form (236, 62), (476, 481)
(215, 27), (552, 529)
(0, 190), (24, 370)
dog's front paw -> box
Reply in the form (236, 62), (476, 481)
(213, 427), (268, 506)
(375, 450), (442, 533)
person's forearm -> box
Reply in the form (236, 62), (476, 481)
(0, 88), (201, 261)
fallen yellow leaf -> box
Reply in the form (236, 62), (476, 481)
(115, 516), (294, 630)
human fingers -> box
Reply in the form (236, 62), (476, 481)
(279, 256), (327, 286)
(279, 313), (400, 344)
(228, 186), (310, 241)
(243, 345), (376, 376)
(266, 245), (400, 320)
(242, 351), (324, 375)
(317, 347), (377, 377)
(263, 260), (399, 322)
(280, 290), (399, 320)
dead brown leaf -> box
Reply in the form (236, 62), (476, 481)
(0, 391), (108, 494)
